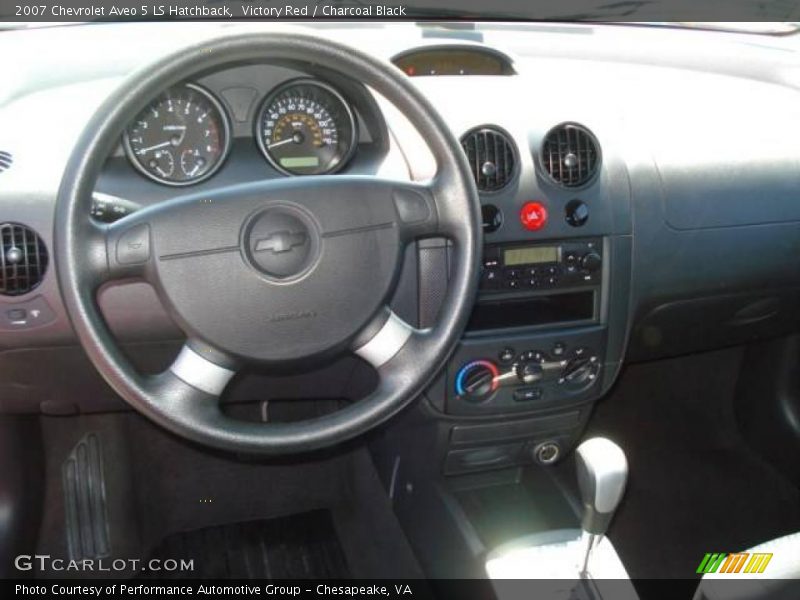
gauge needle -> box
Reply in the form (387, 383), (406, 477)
(138, 141), (171, 154)
(267, 137), (295, 150)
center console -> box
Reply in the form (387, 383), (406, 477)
(451, 238), (604, 416)
(422, 229), (631, 478)
(371, 118), (634, 581)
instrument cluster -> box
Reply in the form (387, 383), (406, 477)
(123, 78), (358, 186)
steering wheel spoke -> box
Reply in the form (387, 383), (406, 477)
(79, 211), (155, 288)
(166, 341), (239, 397)
(352, 310), (437, 402)
(102, 212), (155, 283)
(390, 180), (440, 241)
(393, 177), (466, 242)
(353, 308), (419, 369)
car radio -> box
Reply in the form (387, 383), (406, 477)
(480, 238), (602, 293)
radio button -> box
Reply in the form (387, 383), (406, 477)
(545, 265), (561, 276)
(504, 267), (522, 279)
(543, 276), (559, 286)
(481, 268), (501, 287)
(523, 278), (539, 288)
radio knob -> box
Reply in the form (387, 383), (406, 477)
(580, 251), (602, 273)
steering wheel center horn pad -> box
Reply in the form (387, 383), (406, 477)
(55, 33), (481, 454)
(119, 178), (422, 363)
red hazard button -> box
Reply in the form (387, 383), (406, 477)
(520, 201), (548, 231)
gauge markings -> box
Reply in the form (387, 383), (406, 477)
(256, 79), (356, 176)
(124, 83), (230, 186)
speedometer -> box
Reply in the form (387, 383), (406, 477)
(124, 83), (231, 186)
(256, 79), (357, 176)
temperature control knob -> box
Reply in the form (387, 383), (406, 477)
(455, 360), (500, 402)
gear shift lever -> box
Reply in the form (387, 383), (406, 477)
(575, 437), (628, 577)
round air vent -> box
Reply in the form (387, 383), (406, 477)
(460, 127), (517, 193)
(540, 123), (600, 188)
(1, 223), (48, 296)
(0, 151), (12, 174)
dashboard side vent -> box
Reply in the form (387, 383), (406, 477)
(460, 127), (517, 192)
(0, 151), (12, 174)
(1, 223), (48, 297)
(541, 123), (600, 188)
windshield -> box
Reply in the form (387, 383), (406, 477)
(638, 22), (800, 34)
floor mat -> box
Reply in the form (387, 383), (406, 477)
(587, 347), (800, 582)
(143, 510), (350, 579)
(36, 413), (423, 579)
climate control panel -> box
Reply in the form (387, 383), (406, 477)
(446, 328), (606, 416)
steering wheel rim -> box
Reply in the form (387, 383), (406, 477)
(55, 33), (481, 455)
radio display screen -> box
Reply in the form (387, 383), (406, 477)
(504, 246), (558, 266)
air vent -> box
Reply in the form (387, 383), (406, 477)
(0, 151), (12, 174)
(460, 127), (517, 192)
(541, 123), (600, 188)
(1, 223), (48, 297)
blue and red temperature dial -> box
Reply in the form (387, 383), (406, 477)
(455, 360), (500, 401)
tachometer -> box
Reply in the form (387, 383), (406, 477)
(124, 83), (231, 186)
(256, 79), (357, 176)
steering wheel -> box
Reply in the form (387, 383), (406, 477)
(55, 33), (481, 455)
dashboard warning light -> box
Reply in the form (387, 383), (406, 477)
(520, 201), (548, 231)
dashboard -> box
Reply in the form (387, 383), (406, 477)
(1, 22), (800, 470)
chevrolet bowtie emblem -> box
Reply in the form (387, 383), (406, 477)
(254, 230), (307, 254)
